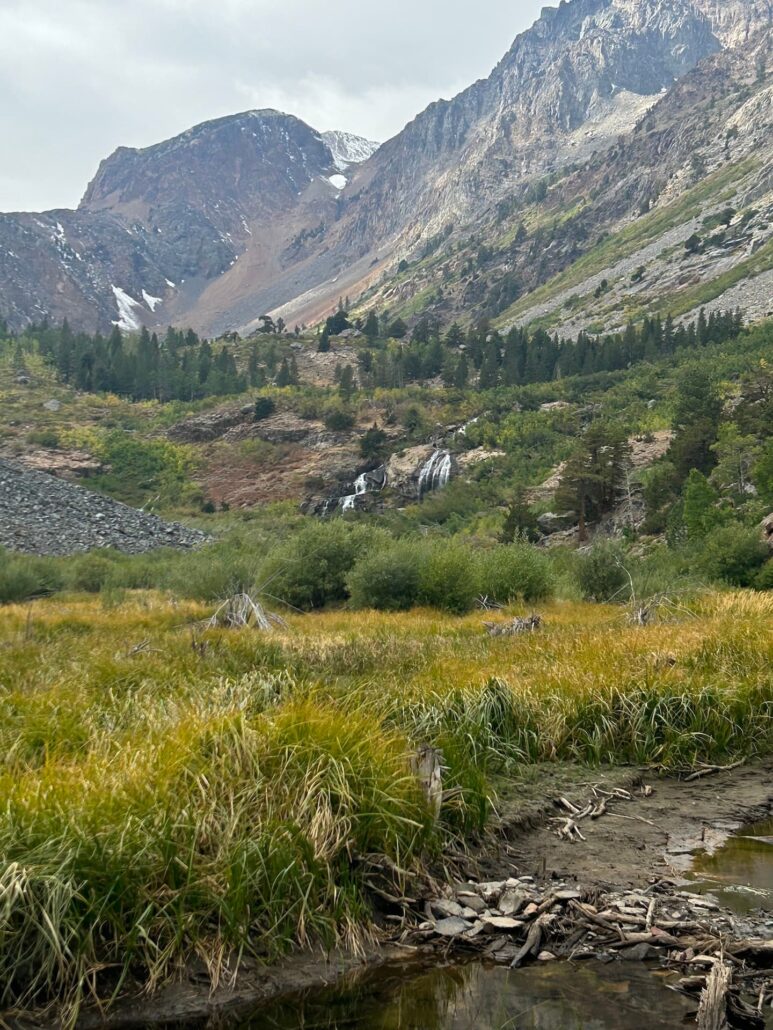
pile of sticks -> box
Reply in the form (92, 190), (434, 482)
(390, 874), (771, 1029)
(205, 592), (287, 631)
(551, 783), (652, 841)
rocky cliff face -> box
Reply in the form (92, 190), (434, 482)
(693, 0), (772, 45)
(0, 0), (769, 336)
(327, 0), (722, 247)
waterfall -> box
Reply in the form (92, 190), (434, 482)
(338, 466), (387, 513)
(418, 450), (453, 498)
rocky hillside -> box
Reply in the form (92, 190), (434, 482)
(0, 459), (206, 556)
(0, 0), (770, 337)
(362, 28), (773, 334)
(0, 113), (379, 335)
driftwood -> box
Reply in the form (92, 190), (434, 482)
(698, 961), (732, 1030)
(550, 783), (644, 841)
(206, 593), (287, 631)
(359, 776), (771, 1026)
(484, 614), (542, 637)
(684, 760), (746, 783)
(411, 746), (444, 821)
(367, 846), (772, 1029)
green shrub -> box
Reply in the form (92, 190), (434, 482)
(347, 542), (421, 611)
(754, 560), (773, 591)
(253, 396), (276, 421)
(324, 408), (355, 432)
(261, 522), (388, 610)
(164, 539), (266, 600)
(26, 428), (61, 449)
(478, 543), (553, 603)
(576, 542), (629, 602)
(0, 549), (63, 604)
(418, 541), (480, 614)
(700, 524), (768, 586)
(91, 432), (194, 507)
(65, 551), (121, 593)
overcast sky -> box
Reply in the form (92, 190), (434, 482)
(0, 0), (546, 213)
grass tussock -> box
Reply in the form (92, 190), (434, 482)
(0, 591), (771, 1018)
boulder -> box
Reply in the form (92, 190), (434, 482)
(498, 888), (532, 916)
(537, 511), (577, 535)
(761, 512), (773, 553)
(430, 898), (466, 920)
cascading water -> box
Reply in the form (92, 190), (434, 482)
(339, 468), (387, 512)
(418, 450), (453, 498)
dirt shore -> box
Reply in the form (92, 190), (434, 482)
(488, 758), (773, 888)
(75, 760), (773, 1028)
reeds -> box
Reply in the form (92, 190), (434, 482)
(0, 590), (770, 1018)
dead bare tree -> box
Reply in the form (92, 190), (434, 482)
(206, 593), (287, 631)
(484, 614), (542, 637)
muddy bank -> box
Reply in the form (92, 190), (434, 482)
(489, 758), (773, 889)
(74, 760), (773, 1028)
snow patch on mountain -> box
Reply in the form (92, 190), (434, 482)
(111, 286), (142, 332)
(328, 174), (348, 191)
(322, 130), (380, 171)
(142, 289), (163, 311)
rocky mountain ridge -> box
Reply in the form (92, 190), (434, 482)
(0, 0), (770, 337)
(0, 112), (377, 334)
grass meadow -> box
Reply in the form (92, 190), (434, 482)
(0, 590), (771, 1019)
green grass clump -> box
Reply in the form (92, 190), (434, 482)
(0, 590), (771, 1020)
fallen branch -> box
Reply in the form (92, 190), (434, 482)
(684, 760), (746, 783)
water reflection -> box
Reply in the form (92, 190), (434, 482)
(690, 817), (773, 914)
(245, 960), (692, 1029)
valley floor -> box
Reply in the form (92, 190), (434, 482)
(0, 592), (771, 1023)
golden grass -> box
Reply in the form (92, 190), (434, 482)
(0, 591), (771, 1019)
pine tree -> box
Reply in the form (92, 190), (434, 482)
(556, 423), (632, 541)
(275, 358), (291, 388)
(338, 364), (355, 401)
(454, 353), (469, 389)
(682, 470), (721, 539)
(363, 311), (380, 341)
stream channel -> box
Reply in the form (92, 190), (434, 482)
(235, 822), (773, 1029)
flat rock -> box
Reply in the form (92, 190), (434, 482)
(431, 899), (466, 919)
(499, 888), (532, 916)
(456, 893), (486, 913)
(482, 916), (525, 933)
(433, 917), (472, 937)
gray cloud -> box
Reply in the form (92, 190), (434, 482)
(0, 0), (545, 212)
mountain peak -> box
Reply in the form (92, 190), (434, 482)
(321, 131), (381, 171)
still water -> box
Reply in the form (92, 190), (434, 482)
(689, 816), (773, 914)
(244, 960), (693, 1030)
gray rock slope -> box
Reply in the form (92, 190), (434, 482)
(0, 459), (207, 556)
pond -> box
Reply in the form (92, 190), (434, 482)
(688, 816), (773, 915)
(242, 959), (694, 1030)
